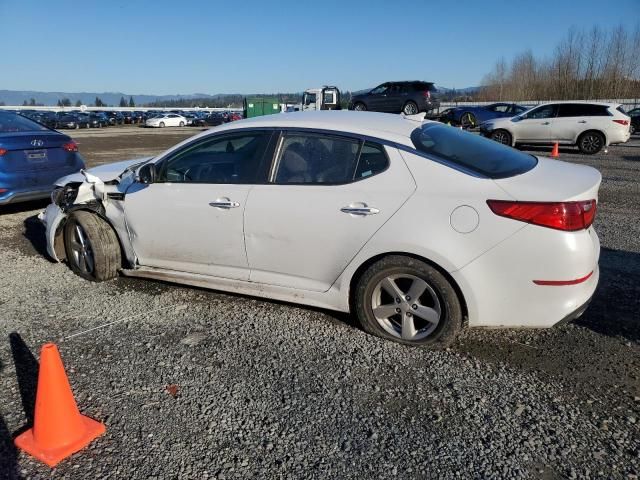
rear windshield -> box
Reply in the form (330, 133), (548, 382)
(0, 112), (49, 133)
(410, 123), (537, 178)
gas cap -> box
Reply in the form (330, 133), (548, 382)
(450, 205), (479, 234)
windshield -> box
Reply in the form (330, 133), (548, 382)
(410, 123), (537, 179)
(0, 112), (49, 132)
(303, 93), (316, 105)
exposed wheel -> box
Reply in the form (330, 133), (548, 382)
(159, 121), (165, 128)
(578, 131), (605, 154)
(354, 255), (462, 347)
(491, 129), (512, 145)
(459, 112), (477, 129)
(353, 102), (367, 111)
(179, 121), (185, 127)
(402, 101), (419, 115)
(64, 211), (121, 282)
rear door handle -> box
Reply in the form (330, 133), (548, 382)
(341, 205), (380, 216)
(542, 122), (550, 125)
(578, 120), (587, 123)
(209, 197), (239, 209)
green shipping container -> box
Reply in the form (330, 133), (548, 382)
(243, 97), (280, 118)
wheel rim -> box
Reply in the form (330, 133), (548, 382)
(404, 103), (418, 115)
(354, 103), (365, 111)
(581, 134), (601, 153)
(70, 223), (95, 275)
(492, 131), (509, 144)
(460, 113), (475, 128)
(371, 274), (442, 341)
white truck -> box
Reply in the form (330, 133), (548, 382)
(302, 86), (341, 111)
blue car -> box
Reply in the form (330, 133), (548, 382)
(0, 111), (85, 205)
(439, 102), (530, 129)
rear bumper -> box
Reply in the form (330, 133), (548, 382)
(0, 188), (51, 205)
(451, 225), (600, 328)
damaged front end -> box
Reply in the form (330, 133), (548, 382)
(39, 158), (149, 265)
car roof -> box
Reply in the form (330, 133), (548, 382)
(213, 111), (424, 146)
(537, 101), (620, 107)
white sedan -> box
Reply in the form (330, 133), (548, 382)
(145, 113), (187, 128)
(40, 111), (601, 347)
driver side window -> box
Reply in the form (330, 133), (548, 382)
(524, 105), (557, 119)
(160, 131), (272, 184)
(371, 84), (388, 95)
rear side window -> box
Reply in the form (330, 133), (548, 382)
(410, 123), (537, 179)
(558, 104), (610, 117)
(0, 112), (48, 132)
(616, 106), (628, 115)
(273, 133), (389, 184)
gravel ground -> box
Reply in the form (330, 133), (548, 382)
(0, 132), (638, 479)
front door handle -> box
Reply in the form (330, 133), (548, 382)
(209, 197), (240, 209)
(341, 204), (380, 216)
(578, 120), (587, 124)
(542, 121), (550, 125)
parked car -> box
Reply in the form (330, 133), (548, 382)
(23, 111), (59, 129)
(86, 112), (107, 128)
(40, 111), (600, 347)
(203, 113), (225, 127)
(188, 112), (209, 127)
(0, 111), (85, 205)
(349, 81), (440, 115)
(480, 102), (631, 154)
(121, 111), (135, 124)
(627, 107), (640, 135)
(104, 111), (124, 125)
(145, 113), (187, 128)
(440, 103), (530, 128)
(55, 112), (89, 129)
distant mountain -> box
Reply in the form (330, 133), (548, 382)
(0, 90), (236, 107)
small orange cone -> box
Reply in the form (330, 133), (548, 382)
(14, 343), (105, 467)
(550, 142), (559, 158)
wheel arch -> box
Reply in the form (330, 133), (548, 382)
(348, 251), (469, 323)
(576, 128), (608, 146)
(57, 205), (131, 268)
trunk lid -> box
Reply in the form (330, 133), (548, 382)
(493, 156), (601, 202)
(0, 132), (75, 175)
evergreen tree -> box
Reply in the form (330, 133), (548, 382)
(22, 100), (28, 106)
(61, 98), (72, 107)
(75, 100), (82, 107)
(57, 100), (63, 107)
(128, 96), (135, 107)
(29, 98), (36, 106)
(119, 96), (127, 107)
(95, 97), (104, 107)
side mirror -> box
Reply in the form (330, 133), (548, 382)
(136, 163), (157, 184)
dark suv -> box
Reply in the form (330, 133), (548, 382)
(349, 81), (440, 115)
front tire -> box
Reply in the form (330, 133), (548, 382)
(64, 211), (121, 282)
(491, 129), (512, 145)
(159, 121), (165, 128)
(353, 102), (367, 111)
(402, 101), (419, 115)
(354, 256), (462, 347)
(459, 112), (477, 129)
(578, 131), (605, 154)
(179, 121), (185, 127)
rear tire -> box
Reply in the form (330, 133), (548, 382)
(159, 122), (165, 128)
(578, 131), (605, 154)
(179, 121), (185, 127)
(491, 129), (512, 145)
(64, 211), (121, 282)
(353, 102), (367, 111)
(354, 255), (462, 348)
(402, 101), (419, 115)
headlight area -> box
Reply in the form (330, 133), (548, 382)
(51, 184), (80, 209)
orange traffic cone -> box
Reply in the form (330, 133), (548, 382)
(14, 343), (105, 467)
(550, 142), (559, 158)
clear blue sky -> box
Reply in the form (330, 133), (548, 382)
(1, 0), (638, 94)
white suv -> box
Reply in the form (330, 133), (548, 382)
(480, 102), (631, 154)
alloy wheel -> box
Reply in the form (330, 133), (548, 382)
(371, 274), (442, 341)
(491, 130), (510, 145)
(403, 102), (418, 115)
(581, 134), (602, 154)
(69, 223), (95, 275)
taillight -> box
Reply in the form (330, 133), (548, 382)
(0, 148), (7, 156)
(423, 91), (431, 99)
(487, 199), (597, 231)
(613, 119), (629, 126)
(62, 142), (78, 152)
